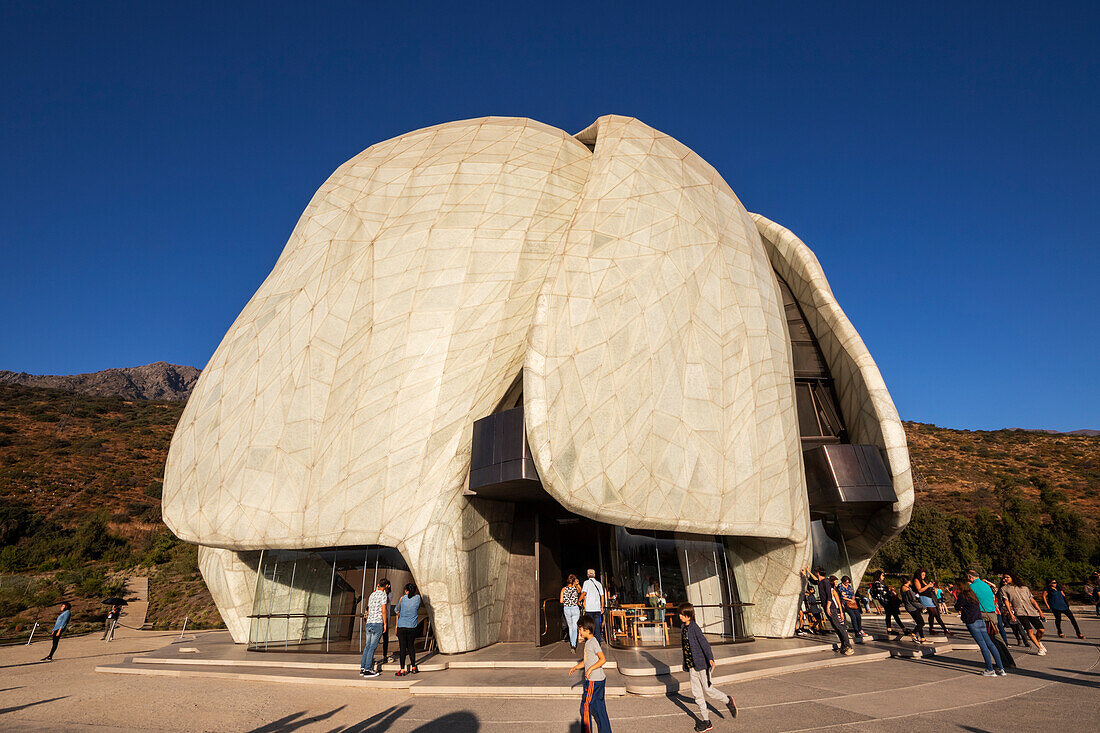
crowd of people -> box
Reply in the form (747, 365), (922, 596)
(796, 566), (1093, 674)
(35, 566), (1098, 733)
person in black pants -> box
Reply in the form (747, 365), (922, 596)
(883, 584), (908, 635)
(901, 580), (928, 643)
(381, 579), (393, 662)
(1043, 580), (1085, 639)
(42, 602), (71, 662)
(804, 568), (852, 655)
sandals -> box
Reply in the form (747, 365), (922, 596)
(395, 669), (408, 677)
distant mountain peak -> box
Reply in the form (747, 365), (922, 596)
(0, 362), (201, 401)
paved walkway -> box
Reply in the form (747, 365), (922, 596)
(1, 613), (1096, 731)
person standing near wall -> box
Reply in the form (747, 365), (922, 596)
(359, 579), (388, 677)
(394, 583), (422, 676)
(582, 569), (606, 643)
(837, 576), (865, 642)
(41, 601), (71, 662)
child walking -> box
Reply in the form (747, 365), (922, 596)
(569, 614), (611, 733)
(679, 603), (736, 731)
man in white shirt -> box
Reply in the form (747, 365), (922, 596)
(581, 569), (606, 642)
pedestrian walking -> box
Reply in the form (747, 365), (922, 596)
(805, 567), (853, 654)
(1043, 580), (1085, 639)
(569, 614), (611, 733)
(582, 569), (606, 643)
(394, 583), (422, 676)
(954, 582), (1006, 676)
(999, 573), (1048, 655)
(678, 602), (736, 731)
(41, 601), (71, 662)
(359, 579), (388, 677)
(561, 574), (584, 651)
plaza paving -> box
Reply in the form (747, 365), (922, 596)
(0, 612), (1096, 732)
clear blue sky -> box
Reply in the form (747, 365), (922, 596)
(1, 1), (1096, 431)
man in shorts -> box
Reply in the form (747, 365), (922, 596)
(999, 573), (1047, 655)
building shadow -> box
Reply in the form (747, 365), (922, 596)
(0, 697), (67, 716)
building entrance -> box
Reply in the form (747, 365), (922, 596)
(531, 505), (752, 649)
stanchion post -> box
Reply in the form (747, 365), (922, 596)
(26, 622), (39, 645)
(179, 616), (189, 640)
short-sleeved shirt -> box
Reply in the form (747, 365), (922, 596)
(365, 589), (387, 624)
(838, 584), (855, 601)
(397, 594), (421, 628)
(583, 637), (606, 681)
(970, 579), (996, 613)
(1046, 588), (1069, 610)
(562, 585), (580, 607)
(582, 579), (604, 613)
(1001, 585), (1038, 617)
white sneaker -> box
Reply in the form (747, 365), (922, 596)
(996, 669), (1007, 676)
(980, 669), (997, 676)
(1037, 646), (1047, 655)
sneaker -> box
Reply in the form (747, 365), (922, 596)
(980, 669), (996, 677)
(842, 646), (855, 656)
(360, 669), (379, 678)
(1037, 646), (1047, 656)
(726, 699), (737, 718)
(996, 669), (1007, 676)
(694, 721), (714, 732)
(1058, 633), (1065, 638)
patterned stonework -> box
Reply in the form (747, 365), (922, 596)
(162, 116), (908, 650)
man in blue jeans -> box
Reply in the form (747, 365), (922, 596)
(360, 579), (388, 677)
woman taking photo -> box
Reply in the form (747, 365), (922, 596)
(394, 583), (422, 676)
(560, 574), (584, 651)
(913, 569), (952, 637)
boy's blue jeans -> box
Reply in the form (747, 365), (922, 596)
(580, 678), (611, 732)
(360, 622), (384, 671)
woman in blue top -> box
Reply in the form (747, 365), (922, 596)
(1043, 580), (1084, 639)
(394, 582), (422, 676)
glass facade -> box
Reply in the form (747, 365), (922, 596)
(601, 528), (752, 647)
(247, 546), (416, 653)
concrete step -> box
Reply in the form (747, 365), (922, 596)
(129, 655), (449, 672)
(97, 659), (627, 697)
(407, 668), (628, 697)
(624, 644), (893, 695)
(616, 640), (835, 677)
(96, 660), (417, 689)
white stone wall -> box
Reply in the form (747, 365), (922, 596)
(164, 117), (908, 649)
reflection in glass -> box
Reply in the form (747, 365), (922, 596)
(248, 546), (414, 653)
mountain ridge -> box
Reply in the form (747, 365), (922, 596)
(0, 362), (200, 402)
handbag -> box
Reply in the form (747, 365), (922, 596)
(845, 598), (859, 610)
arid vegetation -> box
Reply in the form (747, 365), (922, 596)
(0, 382), (1096, 634)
